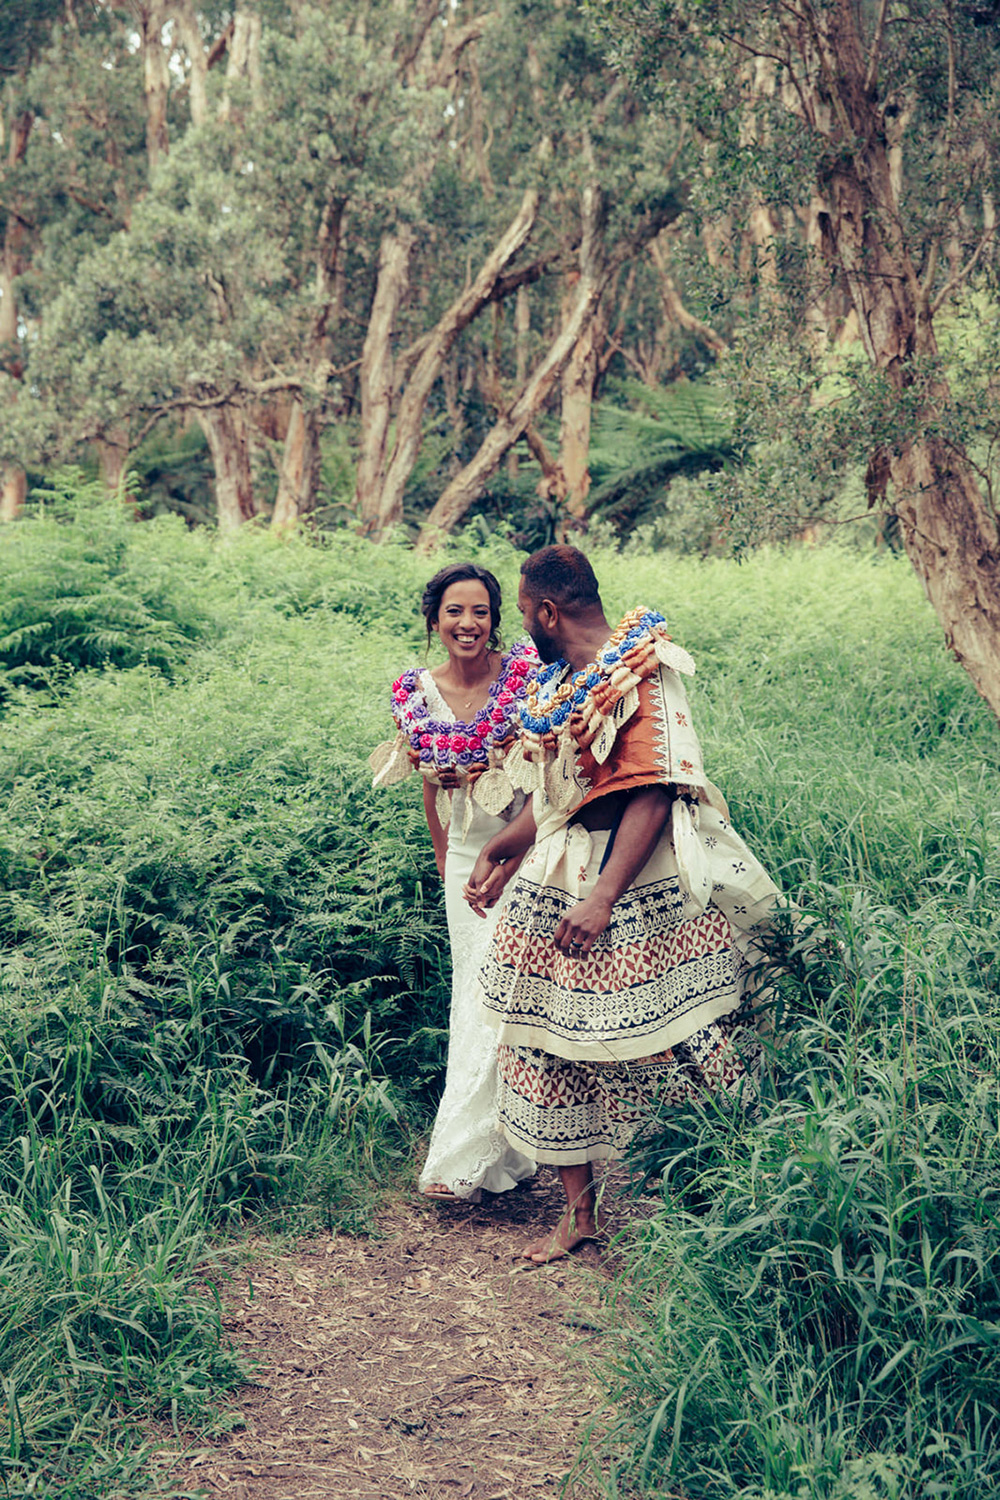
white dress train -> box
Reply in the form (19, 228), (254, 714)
(417, 730), (536, 1200)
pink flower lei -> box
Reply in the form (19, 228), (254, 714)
(391, 641), (537, 774)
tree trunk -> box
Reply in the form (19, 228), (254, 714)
(140, 0), (171, 174)
(354, 228), (416, 525)
(199, 405), (257, 531)
(362, 188), (539, 539)
(809, 0), (1000, 713)
(173, 0), (209, 127)
(557, 297), (605, 527)
(219, 7), (262, 123)
(96, 429), (130, 493)
(272, 400), (319, 531)
(1, 109), (33, 523)
(417, 185), (607, 546)
(272, 197), (347, 531)
(0, 467), (26, 523)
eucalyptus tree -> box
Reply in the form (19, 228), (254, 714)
(590, 0), (1000, 717)
(4, 3), (457, 529)
(409, 0), (689, 544)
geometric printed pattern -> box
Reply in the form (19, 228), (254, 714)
(480, 863), (749, 1059)
(496, 998), (760, 1164)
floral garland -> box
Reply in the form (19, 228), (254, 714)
(521, 609), (668, 735)
(390, 640), (537, 777)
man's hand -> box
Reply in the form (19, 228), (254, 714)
(553, 893), (613, 957)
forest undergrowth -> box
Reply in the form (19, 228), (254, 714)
(0, 481), (998, 1498)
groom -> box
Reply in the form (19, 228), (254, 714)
(465, 545), (778, 1262)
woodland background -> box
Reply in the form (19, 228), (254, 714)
(2, 2), (1000, 1497)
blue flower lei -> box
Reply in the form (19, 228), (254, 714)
(520, 609), (667, 735)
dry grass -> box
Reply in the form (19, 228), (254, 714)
(154, 1171), (637, 1500)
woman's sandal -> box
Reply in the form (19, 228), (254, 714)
(420, 1183), (462, 1202)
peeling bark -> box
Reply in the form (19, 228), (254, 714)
(199, 405), (257, 531)
(800, 0), (1000, 713)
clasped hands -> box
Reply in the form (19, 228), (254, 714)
(463, 853), (612, 957)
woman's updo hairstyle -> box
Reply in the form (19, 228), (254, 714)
(421, 563), (503, 652)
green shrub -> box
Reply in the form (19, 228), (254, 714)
(0, 475), (210, 692)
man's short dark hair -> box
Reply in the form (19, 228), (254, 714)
(520, 545), (601, 613)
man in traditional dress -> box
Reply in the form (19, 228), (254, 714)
(464, 545), (779, 1263)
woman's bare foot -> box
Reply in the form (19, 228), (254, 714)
(421, 1183), (460, 1201)
(521, 1207), (606, 1263)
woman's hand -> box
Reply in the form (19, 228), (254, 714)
(463, 855), (515, 917)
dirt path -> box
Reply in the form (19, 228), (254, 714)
(160, 1171), (620, 1500)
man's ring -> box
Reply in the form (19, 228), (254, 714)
(570, 941), (582, 951)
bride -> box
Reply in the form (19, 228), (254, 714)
(372, 563), (537, 1201)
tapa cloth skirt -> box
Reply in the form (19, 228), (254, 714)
(479, 817), (766, 1164)
(480, 819), (765, 1064)
(496, 1000), (760, 1166)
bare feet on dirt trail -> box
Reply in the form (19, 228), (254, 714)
(521, 1207), (607, 1264)
(158, 1169), (621, 1500)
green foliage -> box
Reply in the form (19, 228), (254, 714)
(0, 474), (208, 692)
(563, 546), (1000, 1499)
(591, 895), (1000, 1497)
(0, 491), (998, 1493)
(586, 377), (733, 536)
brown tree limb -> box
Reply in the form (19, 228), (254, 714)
(362, 187), (540, 536)
(863, 0), (892, 94)
(416, 185), (607, 546)
(930, 221), (996, 314)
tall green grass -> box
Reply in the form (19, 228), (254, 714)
(568, 553), (1000, 1497)
(1, 488), (997, 1494)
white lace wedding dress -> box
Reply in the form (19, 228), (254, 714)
(416, 676), (536, 1201)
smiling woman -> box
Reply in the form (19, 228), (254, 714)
(371, 563), (539, 1202)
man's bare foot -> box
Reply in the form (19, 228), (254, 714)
(521, 1208), (605, 1264)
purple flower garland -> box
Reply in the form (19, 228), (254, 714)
(391, 641), (537, 772)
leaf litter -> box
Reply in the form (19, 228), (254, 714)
(155, 1169), (631, 1500)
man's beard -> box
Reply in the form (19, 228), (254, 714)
(530, 625), (563, 664)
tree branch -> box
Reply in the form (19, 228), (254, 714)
(863, 0), (892, 94)
(931, 221), (998, 314)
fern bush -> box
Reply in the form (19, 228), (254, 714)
(0, 483), (997, 1496)
(0, 473), (210, 692)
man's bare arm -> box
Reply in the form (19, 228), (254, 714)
(554, 785), (673, 955)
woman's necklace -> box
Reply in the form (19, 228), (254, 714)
(446, 652), (494, 712)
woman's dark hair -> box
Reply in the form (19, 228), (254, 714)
(421, 562), (503, 650)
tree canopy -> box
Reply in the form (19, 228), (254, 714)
(2, 0), (1000, 710)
